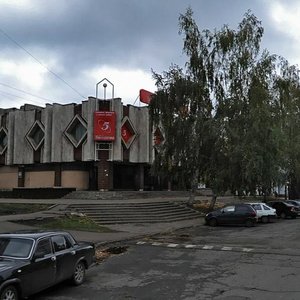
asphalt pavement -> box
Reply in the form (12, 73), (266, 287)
(0, 198), (202, 246)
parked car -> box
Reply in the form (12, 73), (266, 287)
(247, 202), (277, 223)
(0, 231), (95, 300)
(205, 204), (258, 227)
(267, 201), (298, 219)
(286, 200), (300, 215)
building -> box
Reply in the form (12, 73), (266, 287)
(0, 96), (158, 191)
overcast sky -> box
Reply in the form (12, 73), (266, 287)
(0, 0), (299, 108)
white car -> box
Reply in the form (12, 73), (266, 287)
(248, 202), (277, 223)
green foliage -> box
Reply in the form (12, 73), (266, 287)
(17, 215), (114, 233)
(150, 8), (300, 197)
(0, 203), (51, 215)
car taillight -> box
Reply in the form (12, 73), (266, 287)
(250, 211), (257, 216)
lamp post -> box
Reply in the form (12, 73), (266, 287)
(95, 78), (114, 111)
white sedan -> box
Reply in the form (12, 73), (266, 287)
(248, 202), (277, 223)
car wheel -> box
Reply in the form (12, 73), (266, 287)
(72, 261), (86, 286)
(209, 218), (217, 227)
(261, 216), (268, 224)
(245, 219), (254, 227)
(280, 212), (286, 219)
(0, 285), (18, 300)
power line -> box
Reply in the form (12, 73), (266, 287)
(0, 27), (86, 99)
(0, 90), (43, 105)
(0, 82), (53, 102)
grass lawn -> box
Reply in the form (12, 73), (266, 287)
(0, 203), (52, 215)
(16, 215), (115, 233)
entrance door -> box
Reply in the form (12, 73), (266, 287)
(113, 165), (137, 190)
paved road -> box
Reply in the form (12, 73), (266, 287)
(32, 217), (300, 300)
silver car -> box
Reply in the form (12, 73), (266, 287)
(248, 202), (277, 223)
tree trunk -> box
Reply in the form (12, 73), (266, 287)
(208, 194), (217, 211)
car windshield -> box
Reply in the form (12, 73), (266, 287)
(0, 237), (33, 258)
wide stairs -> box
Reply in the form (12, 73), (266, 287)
(64, 191), (203, 225)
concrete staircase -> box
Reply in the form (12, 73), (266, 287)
(67, 201), (202, 224)
(63, 190), (192, 200)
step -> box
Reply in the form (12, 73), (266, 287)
(93, 215), (201, 225)
(67, 201), (200, 224)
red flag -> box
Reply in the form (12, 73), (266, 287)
(139, 89), (153, 104)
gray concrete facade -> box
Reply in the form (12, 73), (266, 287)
(0, 97), (154, 190)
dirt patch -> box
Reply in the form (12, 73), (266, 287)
(95, 246), (128, 263)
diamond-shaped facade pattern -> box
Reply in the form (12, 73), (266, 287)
(26, 120), (45, 151)
(64, 115), (87, 148)
(0, 127), (8, 155)
(121, 117), (137, 149)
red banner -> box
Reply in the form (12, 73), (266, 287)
(94, 111), (116, 141)
(121, 123), (134, 144)
(139, 89), (153, 104)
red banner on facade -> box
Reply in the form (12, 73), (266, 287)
(94, 111), (116, 141)
(121, 123), (134, 144)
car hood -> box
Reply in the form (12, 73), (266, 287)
(0, 258), (21, 272)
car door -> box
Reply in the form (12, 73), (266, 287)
(252, 204), (262, 218)
(20, 237), (56, 296)
(218, 206), (236, 225)
(234, 205), (252, 224)
(51, 234), (78, 283)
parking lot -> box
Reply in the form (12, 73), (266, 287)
(151, 214), (300, 255)
(33, 215), (300, 300)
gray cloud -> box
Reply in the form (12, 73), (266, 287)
(0, 0), (297, 106)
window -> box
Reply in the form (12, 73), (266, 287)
(236, 205), (253, 213)
(223, 206), (235, 212)
(263, 205), (271, 210)
(52, 235), (71, 252)
(64, 115), (87, 148)
(26, 120), (45, 151)
(0, 127), (7, 154)
(0, 238), (33, 258)
(252, 204), (262, 210)
(95, 142), (112, 161)
(35, 238), (52, 256)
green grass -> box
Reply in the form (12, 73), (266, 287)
(17, 215), (114, 233)
(0, 203), (52, 215)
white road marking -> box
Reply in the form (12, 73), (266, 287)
(242, 248), (253, 252)
(185, 244), (197, 248)
(152, 242), (162, 246)
(221, 247), (232, 251)
(167, 243), (179, 248)
(136, 241), (255, 254)
(202, 245), (214, 250)
(136, 241), (146, 245)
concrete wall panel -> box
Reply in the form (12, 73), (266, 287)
(13, 110), (35, 164)
(82, 98), (96, 161)
(129, 106), (150, 163)
(43, 104), (53, 163)
(61, 170), (89, 190)
(0, 166), (18, 189)
(51, 104), (74, 162)
(24, 171), (55, 188)
(112, 99), (122, 161)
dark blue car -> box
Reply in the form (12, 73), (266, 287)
(205, 204), (258, 227)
